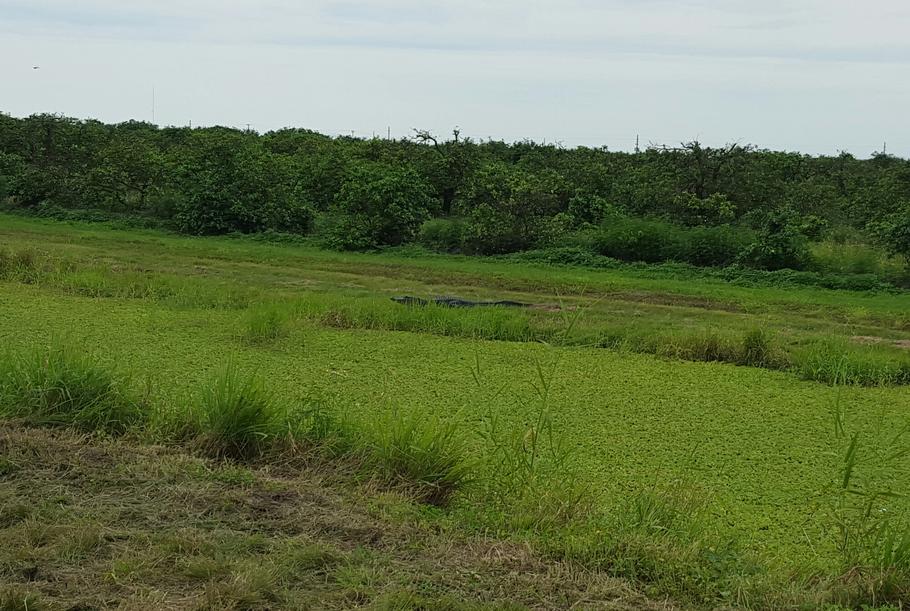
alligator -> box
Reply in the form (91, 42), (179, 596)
(391, 296), (528, 308)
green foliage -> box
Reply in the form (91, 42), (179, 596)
(668, 192), (736, 226)
(417, 217), (466, 252)
(192, 365), (280, 459)
(322, 162), (434, 250)
(0, 344), (146, 434)
(592, 217), (685, 263)
(822, 400), (910, 606)
(2, 113), (908, 283)
(795, 340), (910, 386)
(170, 129), (313, 235)
(552, 483), (755, 606)
(459, 163), (567, 254)
(739, 328), (782, 368)
(241, 305), (290, 346)
(738, 209), (812, 270)
(873, 204), (910, 258)
(592, 217), (748, 266)
(361, 409), (474, 505)
(565, 192), (618, 227)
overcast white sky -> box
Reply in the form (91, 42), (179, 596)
(1, 0), (908, 156)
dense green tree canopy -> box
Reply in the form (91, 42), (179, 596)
(1, 113), (908, 273)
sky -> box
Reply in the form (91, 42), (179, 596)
(1, 0), (908, 157)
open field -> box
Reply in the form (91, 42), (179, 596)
(2, 215), (910, 608)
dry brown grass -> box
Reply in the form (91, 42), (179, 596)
(0, 424), (671, 610)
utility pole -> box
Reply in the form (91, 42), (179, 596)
(635, 134), (640, 154)
(387, 126), (391, 140)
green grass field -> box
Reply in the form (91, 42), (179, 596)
(2, 214), (910, 608)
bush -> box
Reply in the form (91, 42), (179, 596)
(668, 192), (736, 227)
(417, 218), (466, 252)
(0, 344), (146, 434)
(503, 246), (621, 269)
(737, 209), (812, 271)
(592, 217), (747, 267)
(322, 162), (434, 250)
(680, 225), (752, 267)
(592, 217), (686, 263)
(459, 163), (567, 254)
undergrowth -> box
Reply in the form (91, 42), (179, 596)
(0, 343), (147, 434)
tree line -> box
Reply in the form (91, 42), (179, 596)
(1, 113), (908, 271)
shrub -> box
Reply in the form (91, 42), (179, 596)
(362, 409), (473, 505)
(591, 216), (749, 267)
(680, 225), (751, 267)
(193, 365), (280, 459)
(417, 217), (466, 252)
(668, 192), (736, 227)
(737, 209), (812, 271)
(322, 162), (434, 250)
(592, 217), (686, 263)
(503, 246), (621, 269)
(459, 163), (567, 254)
(872, 203), (910, 259)
(0, 344), (146, 434)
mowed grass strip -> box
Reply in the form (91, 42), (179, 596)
(0, 424), (664, 610)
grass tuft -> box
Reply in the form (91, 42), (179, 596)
(551, 483), (758, 606)
(193, 365), (279, 460)
(0, 344), (146, 434)
(362, 410), (474, 506)
(241, 304), (290, 346)
(795, 340), (910, 386)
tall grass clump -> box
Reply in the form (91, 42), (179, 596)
(550, 483), (759, 606)
(737, 327), (786, 368)
(0, 246), (43, 283)
(283, 398), (357, 458)
(241, 304), (290, 345)
(822, 398), (910, 606)
(304, 294), (538, 343)
(795, 339), (910, 386)
(192, 365), (281, 460)
(472, 353), (594, 532)
(0, 344), (146, 434)
(361, 409), (474, 506)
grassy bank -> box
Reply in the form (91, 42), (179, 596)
(2, 216), (910, 607)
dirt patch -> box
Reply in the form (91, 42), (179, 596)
(851, 335), (910, 350)
(602, 290), (744, 313)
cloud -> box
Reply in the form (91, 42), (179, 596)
(1, 1), (908, 156)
